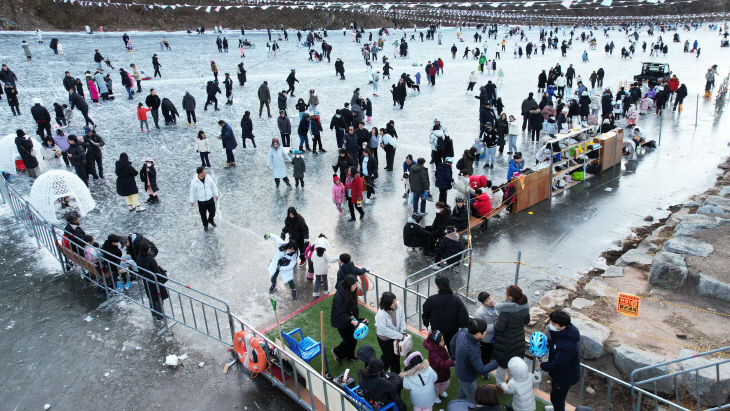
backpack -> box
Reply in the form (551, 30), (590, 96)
(455, 158), (464, 172)
(436, 135), (444, 153)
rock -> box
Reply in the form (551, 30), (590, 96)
(644, 216), (654, 222)
(528, 306), (546, 326)
(556, 279), (578, 293)
(565, 309), (609, 359)
(683, 200), (701, 208)
(674, 214), (726, 237)
(652, 225), (669, 236)
(616, 249), (653, 267)
(678, 349), (730, 405)
(601, 266), (624, 278)
(583, 278), (614, 299)
(649, 252), (688, 289)
(704, 195), (730, 211)
(539, 289), (572, 308)
(719, 186), (730, 197)
(613, 345), (674, 394)
(663, 237), (714, 257)
(636, 236), (660, 254)
(44, 405), (51, 410)
(586, 386), (595, 395)
(697, 274), (730, 303)
(571, 298), (596, 310)
(698, 204), (728, 215)
(198, 362), (205, 368)
(665, 208), (691, 228)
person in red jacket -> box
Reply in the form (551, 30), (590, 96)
(428, 64), (437, 86)
(667, 75), (680, 101)
(345, 166), (365, 221)
(137, 102), (152, 132)
(469, 174), (489, 191)
(471, 188), (492, 217)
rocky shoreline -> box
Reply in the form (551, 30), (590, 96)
(529, 156), (730, 407)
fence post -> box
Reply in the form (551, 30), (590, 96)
(25, 203), (41, 249)
(657, 112), (663, 146)
(695, 93), (699, 127)
(514, 250), (521, 285)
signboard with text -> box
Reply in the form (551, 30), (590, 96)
(617, 293), (640, 317)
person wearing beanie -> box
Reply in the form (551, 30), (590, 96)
(14, 129), (40, 177)
(331, 175), (345, 218)
(66, 134), (88, 185)
(357, 358), (406, 411)
(400, 351), (438, 409)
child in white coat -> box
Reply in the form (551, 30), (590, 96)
(499, 356), (536, 411)
(265, 233), (299, 299)
(400, 352), (438, 411)
(310, 236), (338, 297)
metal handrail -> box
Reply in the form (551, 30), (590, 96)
(229, 312), (355, 411)
(365, 269), (430, 332)
(0, 178), (235, 346)
(630, 345), (730, 411)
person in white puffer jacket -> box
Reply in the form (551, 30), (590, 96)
(310, 236), (338, 297)
(499, 356), (536, 411)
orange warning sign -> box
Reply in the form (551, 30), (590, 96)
(617, 293), (640, 317)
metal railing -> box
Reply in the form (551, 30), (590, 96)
(630, 346), (730, 411)
(363, 269), (430, 332)
(579, 363), (691, 411)
(404, 248), (475, 303)
(229, 313), (356, 411)
(0, 177), (235, 346)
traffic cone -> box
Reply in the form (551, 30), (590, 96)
(678, 104), (683, 112)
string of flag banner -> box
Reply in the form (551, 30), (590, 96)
(50, 0), (730, 22)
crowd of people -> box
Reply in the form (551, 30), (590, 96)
(5, 19), (726, 411)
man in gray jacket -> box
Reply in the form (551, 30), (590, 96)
(276, 110), (292, 149)
(409, 157), (430, 215)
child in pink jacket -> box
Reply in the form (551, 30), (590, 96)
(331, 175), (345, 218)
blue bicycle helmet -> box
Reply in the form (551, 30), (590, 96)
(529, 331), (549, 358)
(353, 322), (369, 340)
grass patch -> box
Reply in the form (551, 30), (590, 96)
(266, 296), (547, 410)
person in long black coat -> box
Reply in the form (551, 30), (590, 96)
(236, 62), (246, 86)
(240, 110), (256, 148)
(332, 149), (355, 182)
(160, 98), (178, 125)
(139, 160), (159, 204)
(330, 275), (363, 362)
(14, 129), (40, 177)
(492, 285), (530, 382)
(281, 206), (309, 264)
(422, 276), (469, 349)
(115, 152), (144, 211)
(136, 241), (168, 320)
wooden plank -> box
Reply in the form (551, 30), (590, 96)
(597, 128), (623, 172)
(457, 203), (508, 235)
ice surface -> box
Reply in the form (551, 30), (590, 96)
(0, 25), (728, 334)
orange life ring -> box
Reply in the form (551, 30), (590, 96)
(243, 332), (268, 374)
(356, 273), (371, 297)
(233, 330), (248, 363)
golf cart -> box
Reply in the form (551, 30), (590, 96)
(634, 62), (672, 86)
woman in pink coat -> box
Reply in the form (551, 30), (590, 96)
(86, 74), (100, 104)
(331, 175), (345, 218)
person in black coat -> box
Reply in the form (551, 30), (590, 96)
(0, 64), (18, 87)
(357, 358), (406, 411)
(435, 227), (464, 264)
(136, 241), (168, 320)
(83, 127), (104, 181)
(673, 84), (688, 111)
(329, 110), (346, 148)
(360, 148), (378, 199)
(100, 233), (124, 283)
(204, 80), (221, 111)
(62, 72), (76, 92)
(601, 92), (612, 117)
(139, 159), (159, 204)
(539, 310), (581, 411)
(286, 69), (298, 96)
(181, 92), (196, 126)
(236, 62), (246, 86)
(422, 276), (469, 349)
(332, 149), (355, 182)
(492, 285), (530, 379)
(14, 129), (40, 177)
(160, 98), (178, 125)
(115, 152), (144, 211)
(331, 275), (364, 362)
(63, 211), (87, 255)
(31, 100), (52, 139)
(6, 82), (20, 116)
(145, 89), (162, 129)
(451, 197), (469, 231)
(68, 88), (94, 127)
(240, 110), (256, 148)
(223, 73), (233, 105)
(152, 54), (162, 78)
(281, 206), (309, 264)
(403, 213), (434, 254)
(124, 232), (158, 263)
(66, 135), (88, 185)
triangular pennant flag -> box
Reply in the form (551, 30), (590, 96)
(561, 0), (572, 8)
(205, 5), (211, 12)
(600, 0), (612, 5)
(214, 5), (221, 11)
